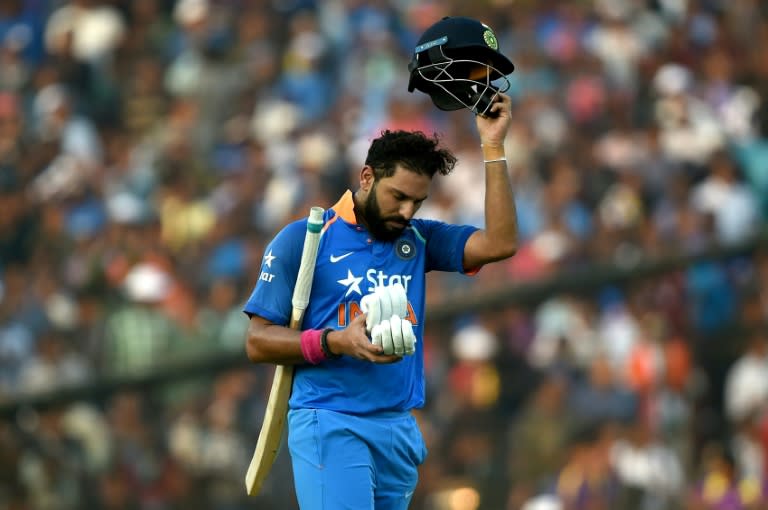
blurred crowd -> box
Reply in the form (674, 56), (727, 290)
(0, 0), (767, 509)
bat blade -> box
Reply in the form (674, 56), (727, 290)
(244, 364), (294, 496)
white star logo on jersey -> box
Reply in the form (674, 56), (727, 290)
(263, 249), (276, 268)
(337, 269), (363, 297)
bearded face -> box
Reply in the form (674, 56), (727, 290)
(362, 181), (410, 242)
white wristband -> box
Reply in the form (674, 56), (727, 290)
(483, 157), (507, 164)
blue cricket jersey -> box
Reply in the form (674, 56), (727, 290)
(243, 191), (478, 415)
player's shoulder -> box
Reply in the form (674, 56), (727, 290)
(275, 217), (311, 240)
(267, 217), (313, 253)
(408, 218), (449, 239)
(410, 217), (450, 228)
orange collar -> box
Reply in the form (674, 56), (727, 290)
(331, 190), (358, 224)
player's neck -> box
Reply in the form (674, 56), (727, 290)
(352, 190), (370, 229)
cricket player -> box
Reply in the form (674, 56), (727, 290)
(244, 16), (518, 510)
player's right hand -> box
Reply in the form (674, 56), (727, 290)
(326, 313), (403, 364)
(371, 314), (417, 356)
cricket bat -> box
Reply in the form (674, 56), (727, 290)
(245, 206), (325, 496)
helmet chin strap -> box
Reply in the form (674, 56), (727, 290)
(443, 81), (500, 117)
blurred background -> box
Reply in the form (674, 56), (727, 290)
(0, 0), (767, 509)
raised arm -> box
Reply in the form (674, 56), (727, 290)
(462, 93), (519, 271)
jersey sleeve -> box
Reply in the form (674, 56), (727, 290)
(242, 220), (307, 325)
(413, 219), (478, 273)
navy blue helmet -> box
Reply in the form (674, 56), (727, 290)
(408, 17), (515, 117)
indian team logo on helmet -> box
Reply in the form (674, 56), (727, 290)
(396, 239), (416, 260)
(482, 26), (498, 50)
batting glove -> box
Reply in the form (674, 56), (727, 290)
(371, 314), (417, 356)
(360, 283), (408, 334)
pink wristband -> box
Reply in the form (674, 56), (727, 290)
(300, 329), (326, 365)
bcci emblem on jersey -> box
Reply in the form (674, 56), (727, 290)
(396, 239), (416, 260)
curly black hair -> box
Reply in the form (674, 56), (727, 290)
(364, 130), (457, 179)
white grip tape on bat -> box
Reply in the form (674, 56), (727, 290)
(371, 315), (417, 356)
(360, 283), (408, 334)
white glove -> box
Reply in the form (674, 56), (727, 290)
(360, 283), (408, 334)
(371, 315), (417, 356)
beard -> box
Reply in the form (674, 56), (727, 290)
(361, 184), (409, 242)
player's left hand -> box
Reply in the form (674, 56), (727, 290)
(476, 92), (512, 149)
(371, 315), (417, 356)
